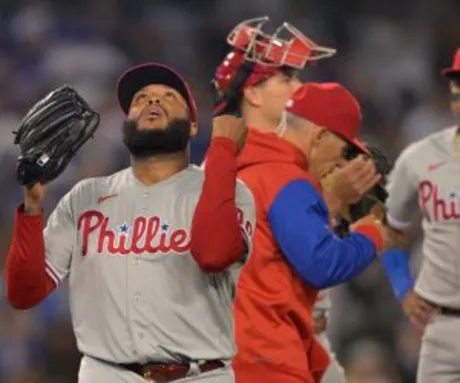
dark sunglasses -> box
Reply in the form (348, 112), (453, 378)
(342, 145), (368, 161)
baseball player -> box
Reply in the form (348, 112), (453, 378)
(212, 17), (357, 383)
(5, 63), (255, 382)
(383, 48), (460, 383)
(312, 290), (346, 383)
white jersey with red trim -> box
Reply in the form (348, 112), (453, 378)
(43, 165), (255, 364)
(386, 126), (460, 308)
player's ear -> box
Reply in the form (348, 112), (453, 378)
(190, 122), (198, 137)
(310, 125), (326, 147)
(127, 105), (138, 120)
(243, 86), (262, 107)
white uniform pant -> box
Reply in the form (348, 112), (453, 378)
(78, 355), (235, 383)
(417, 312), (460, 383)
(316, 332), (346, 383)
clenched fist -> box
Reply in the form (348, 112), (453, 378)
(212, 115), (248, 152)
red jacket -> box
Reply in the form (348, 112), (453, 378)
(233, 129), (330, 382)
(233, 129), (381, 382)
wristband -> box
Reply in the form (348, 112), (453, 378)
(380, 249), (414, 301)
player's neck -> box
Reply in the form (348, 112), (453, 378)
(243, 112), (279, 133)
(131, 152), (188, 185)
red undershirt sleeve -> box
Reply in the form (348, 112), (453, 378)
(191, 137), (245, 272)
(6, 187), (75, 309)
(5, 206), (56, 309)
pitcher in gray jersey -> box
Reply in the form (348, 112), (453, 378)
(385, 48), (460, 383)
(5, 63), (255, 383)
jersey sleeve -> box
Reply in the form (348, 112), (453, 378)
(235, 180), (256, 261)
(385, 144), (419, 230)
(43, 190), (75, 285)
(191, 138), (246, 272)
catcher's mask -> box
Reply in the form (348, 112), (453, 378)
(212, 16), (336, 116)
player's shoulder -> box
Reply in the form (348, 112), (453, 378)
(425, 126), (457, 150)
(398, 126), (457, 162)
(235, 177), (255, 206)
(239, 162), (315, 206)
(186, 164), (205, 178)
(181, 165), (209, 189)
(239, 162), (304, 186)
(408, 126), (456, 153)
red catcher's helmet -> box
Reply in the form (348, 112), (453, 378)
(213, 16), (337, 115)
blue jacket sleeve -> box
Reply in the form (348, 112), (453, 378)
(267, 179), (377, 289)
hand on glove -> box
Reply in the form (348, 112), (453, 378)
(322, 155), (381, 217)
(13, 85), (100, 186)
(324, 143), (393, 237)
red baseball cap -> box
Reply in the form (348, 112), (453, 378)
(442, 48), (460, 79)
(117, 63), (198, 123)
(285, 82), (362, 140)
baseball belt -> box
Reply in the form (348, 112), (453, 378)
(121, 359), (225, 382)
(424, 299), (460, 317)
(438, 307), (460, 316)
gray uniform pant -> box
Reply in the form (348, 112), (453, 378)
(78, 355), (235, 383)
(316, 332), (346, 383)
(417, 312), (460, 383)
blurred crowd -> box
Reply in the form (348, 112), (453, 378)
(0, 0), (458, 382)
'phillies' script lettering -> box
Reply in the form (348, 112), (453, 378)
(419, 180), (460, 221)
(77, 211), (191, 256)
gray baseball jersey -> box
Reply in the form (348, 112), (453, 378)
(386, 126), (460, 308)
(43, 165), (255, 364)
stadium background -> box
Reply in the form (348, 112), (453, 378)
(0, 0), (458, 381)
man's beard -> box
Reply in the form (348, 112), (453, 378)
(122, 117), (191, 158)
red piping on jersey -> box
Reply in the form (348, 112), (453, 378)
(191, 137), (244, 272)
(5, 206), (55, 309)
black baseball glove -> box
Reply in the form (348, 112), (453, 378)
(334, 143), (393, 237)
(13, 86), (100, 186)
